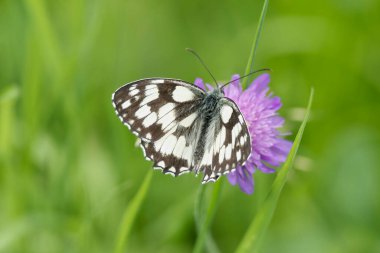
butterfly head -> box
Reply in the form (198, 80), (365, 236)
(209, 85), (225, 96)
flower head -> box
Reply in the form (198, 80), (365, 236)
(195, 74), (292, 194)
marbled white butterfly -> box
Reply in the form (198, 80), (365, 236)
(112, 77), (252, 183)
(111, 50), (266, 183)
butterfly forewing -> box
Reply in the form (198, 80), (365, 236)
(112, 78), (205, 175)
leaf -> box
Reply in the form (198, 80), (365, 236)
(193, 180), (223, 253)
(235, 88), (314, 253)
(242, 0), (269, 89)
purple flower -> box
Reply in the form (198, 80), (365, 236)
(195, 74), (292, 194)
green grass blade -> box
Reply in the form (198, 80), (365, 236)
(23, 0), (62, 75)
(193, 180), (223, 253)
(194, 183), (221, 253)
(242, 0), (269, 89)
(235, 88), (314, 253)
(114, 170), (153, 253)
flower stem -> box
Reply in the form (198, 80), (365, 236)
(242, 0), (269, 89)
(234, 88), (314, 253)
(193, 180), (223, 253)
(114, 170), (153, 253)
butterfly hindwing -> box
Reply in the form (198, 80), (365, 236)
(112, 78), (206, 175)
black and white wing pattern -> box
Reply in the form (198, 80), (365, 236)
(200, 98), (251, 183)
(112, 78), (252, 183)
(112, 78), (205, 176)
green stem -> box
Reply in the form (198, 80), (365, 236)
(114, 170), (153, 253)
(242, 0), (269, 89)
(235, 88), (314, 253)
(193, 180), (223, 253)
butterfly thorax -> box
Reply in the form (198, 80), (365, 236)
(201, 89), (223, 119)
(193, 89), (224, 171)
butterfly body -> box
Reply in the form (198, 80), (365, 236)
(112, 78), (251, 183)
(193, 89), (223, 172)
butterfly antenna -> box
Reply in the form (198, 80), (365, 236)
(186, 48), (218, 88)
(219, 68), (271, 89)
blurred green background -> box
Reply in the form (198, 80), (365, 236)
(1, 0), (380, 252)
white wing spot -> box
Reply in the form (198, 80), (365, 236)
(146, 133), (152, 139)
(142, 112), (157, 127)
(200, 149), (212, 166)
(219, 126), (226, 148)
(141, 93), (159, 106)
(237, 150), (241, 160)
(180, 113), (197, 127)
(225, 144), (232, 160)
(135, 105), (151, 119)
(158, 111), (176, 130)
(240, 136), (245, 146)
(231, 125), (237, 147)
(237, 123), (242, 133)
(146, 84), (157, 90)
(173, 136), (186, 157)
(150, 79), (165, 84)
(154, 126), (178, 151)
(157, 161), (165, 167)
(238, 115), (244, 123)
(244, 134), (248, 143)
(129, 89), (139, 96)
(214, 131), (221, 155)
(158, 103), (175, 119)
(172, 86), (195, 102)
(161, 135), (177, 155)
(219, 145), (226, 163)
(145, 87), (159, 96)
(121, 100), (131, 109)
(221, 105), (233, 124)
(181, 145), (193, 166)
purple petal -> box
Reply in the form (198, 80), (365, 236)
(206, 83), (214, 91)
(224, 74), (242, 100)
(244, 162), (256, 174)
(194, 78), (205, 90)
(236, 166), (254, 194)
(246, 73), (270, 93)
(257, 163), (276, 173)
(227, 171), (238, 185)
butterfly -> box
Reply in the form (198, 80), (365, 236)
(112, 78), (251, 183)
